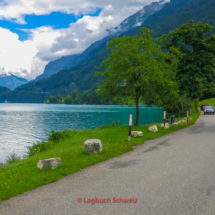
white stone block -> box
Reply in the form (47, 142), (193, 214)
(148, 125), (158, 132)
(131, 131), (143, 137)
(84, 139), (102, 154)
(161, 123), (170, 129)
(171, 122), (179, 126)
(37, 157), (63, 170)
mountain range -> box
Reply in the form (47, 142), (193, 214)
(0, 74), (28, 90)
(0, 0), (215, 103)
(35, 0), (167, 82)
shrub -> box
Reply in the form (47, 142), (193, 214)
(167, 111), (187, 118)
(99, 124), (108, 129)
(163, 95), (190, 114)
(27, 129), (78, 156)
(111, 120), (120, 126)
(99, 120), (120, 129)
(48, 129), (78, 142)
(5, 153), (21, 164)
(111, 120), (116, 126)
(27, 141), (48, 156)
(194, 98), (199, 113)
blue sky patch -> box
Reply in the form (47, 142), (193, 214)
(0, 8), (102, 41)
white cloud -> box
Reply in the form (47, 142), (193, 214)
(0, 0), (157, 24)
(0, 0), (168, 80)
(0, 27), (37, 78)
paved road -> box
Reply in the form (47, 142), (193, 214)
(1, 113), (215, 215)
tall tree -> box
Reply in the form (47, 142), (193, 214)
(96, 28), (180, 126)
(159, 20), (215, 114)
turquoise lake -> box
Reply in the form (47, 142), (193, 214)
(0, 104), (163, 162)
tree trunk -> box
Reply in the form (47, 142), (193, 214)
(134, 97), (139, 126)
(175, 103), (181, 112)
(180, 94), (184, 111)
(189, 98), (193, 115)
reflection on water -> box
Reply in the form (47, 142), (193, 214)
(0, 104), (163, 162)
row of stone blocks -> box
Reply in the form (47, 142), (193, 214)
(37, 139), (103, 170)
(37, 117), (193, 170)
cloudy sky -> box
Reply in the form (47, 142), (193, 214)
(0, 0), (162, 80)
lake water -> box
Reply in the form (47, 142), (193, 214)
(0, 104), (163, 162)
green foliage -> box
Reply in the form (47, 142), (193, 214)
(44, 89), (114, 105)
(48, 129), (77, 142)
(124, 0), (215, 38)
(159, 20), (215, 113)
(163, 94), (190, 114)
(99, 124), (108, 129)
(194, 98), (200, 113)
(46, 95), (62, 104)
(96, 28), (180, 125)
(27, 129), (78, 156)
(166, 98), (198, 118)
(99, 120), (120, 129)
(35, 55), (77, 81)
(5, 153), (21, 164)
(167, 111), (187, 119)
(110, 120), (116, 126)
(27, 141), (50, 156)
(110, 120), (120, 126)
(0, 86), (11, 94)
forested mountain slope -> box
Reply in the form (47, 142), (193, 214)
(34, 55), (78, 81)
(0, 86), (10, 94)
(132, 0), (215, 37)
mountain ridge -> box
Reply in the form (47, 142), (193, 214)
(34, 0), (167, 82)
(0, 74), (28, 90)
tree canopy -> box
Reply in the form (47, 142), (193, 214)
(96, 28), (180, 125)
(159, 20), (215, 113)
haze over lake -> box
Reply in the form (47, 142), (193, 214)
(0, 104), (163, 162)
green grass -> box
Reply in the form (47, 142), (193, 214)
(0, 112), (200, 202)
(5, 153), (21, 164)
(199, 98), (215, 107)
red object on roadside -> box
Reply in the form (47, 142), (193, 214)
(201, 103), (209, 110)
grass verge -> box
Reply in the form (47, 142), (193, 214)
(0, 112), (200, 202)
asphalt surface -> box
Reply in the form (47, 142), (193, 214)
(1, 113), (215, 215)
